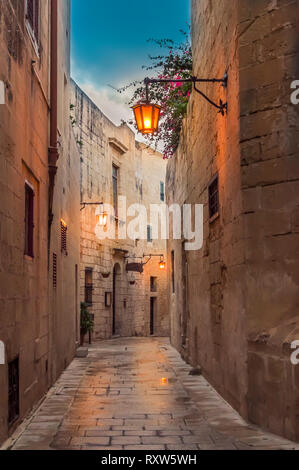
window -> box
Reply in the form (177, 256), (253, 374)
(112, 164), (118, 216)
(160, 182), (165, 202)
(53, 253), (57, 289)
(208, 175), (219, 220)
(150, 297), (156, 335)
(8, 358), (19, 426)
(147, 225), (153, 243)
(105, 292), (112, 308)
(150, 277), (157, 293)
(85, 268), (93, 305)
(61, 220), (67, 254)
(25, 183), (34, 257)
(26, 0), (40, 42)
(171, 250), (175, 293)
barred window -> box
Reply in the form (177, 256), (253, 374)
(8, 358), (19, 426)
(208, 175), (219, 220)
(171, 250), (175, 294)
(60, 220), (67, 254)
(160, 182), (165, 202)
(25, 183), (34, 257)
(112, 164), (118, 216)
(147, 225), (153, 243)
(26, 0), (40, 41)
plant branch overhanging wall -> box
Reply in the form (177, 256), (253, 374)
(132, 74), (228, 136)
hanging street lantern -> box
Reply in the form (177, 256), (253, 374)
(132, 75), (228, 135)
(132, 102), (161, 135)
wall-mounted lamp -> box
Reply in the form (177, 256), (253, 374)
(159, 256), (166, 270)
(97, 211), (108, 227)
(80, 201), (108, 227)
(143, 253), (166, 270)
(132, 74), (228, 135)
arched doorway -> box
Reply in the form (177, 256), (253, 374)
(112, 263), (121, 335)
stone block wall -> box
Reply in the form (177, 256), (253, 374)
(167, 0), (299, 441)
(0, 0), (50, 443)
(167, 0), (248, 417)
(239, 0), (299, 441)
(0, 0), (80, 445)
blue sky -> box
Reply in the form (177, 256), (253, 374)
(71, 0), (190, 124)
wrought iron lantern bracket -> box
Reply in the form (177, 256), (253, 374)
(80, 202), (104, 211)
(144, 72), (228, 116)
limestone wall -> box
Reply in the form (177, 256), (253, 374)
(48, 0), (81, 385)
(0, 0), (80, 444)
(0, 0), (50, 443)
(167, 0), (299, 441)
(239, 0), (299, 441)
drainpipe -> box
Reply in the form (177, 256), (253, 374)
(48, 0), (59, 255)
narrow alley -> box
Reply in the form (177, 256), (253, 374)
(0, 0), (299, 455)
(4, 338), (299, 451)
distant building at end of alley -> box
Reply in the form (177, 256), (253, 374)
(71, 81), (169, 339)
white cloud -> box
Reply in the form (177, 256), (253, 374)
(75, 80), (132, 126)
(71, 75), (164, 153)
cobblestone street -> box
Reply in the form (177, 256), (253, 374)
(4, 338), (299, 451)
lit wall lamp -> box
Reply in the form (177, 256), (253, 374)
(80, 201), (108, 227)
(143, 254), (166, 270)
(159, 256), (166, 270)
(97, 211), (108, 227)
(132, 73), (228, 135)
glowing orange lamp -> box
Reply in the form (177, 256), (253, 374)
(132, 75), (228, 135)
(97, 212), (108, 227)
(132, 102), (161, 135)
(159, 256), (166, 270)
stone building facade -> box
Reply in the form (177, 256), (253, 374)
(0, 0), (80, 444)
(166, 0), (299, 442)
(71, 81), (169, 340)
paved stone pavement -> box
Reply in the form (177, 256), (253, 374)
(3, 337), (299, 450)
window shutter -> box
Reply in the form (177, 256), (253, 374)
(27, 0), (34, 28)
(34, 0), (39, 39)
(27, 0), (39, 40)
(53, 253), (57, 288)
(61, 221), (67, 254)
(208, 175), (219, 219)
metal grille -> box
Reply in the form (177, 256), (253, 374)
(8, 358), (19, 426)
(209, 175), (219, 219)
(53, 253), (57, 288)
(61, 222), (67, 254)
